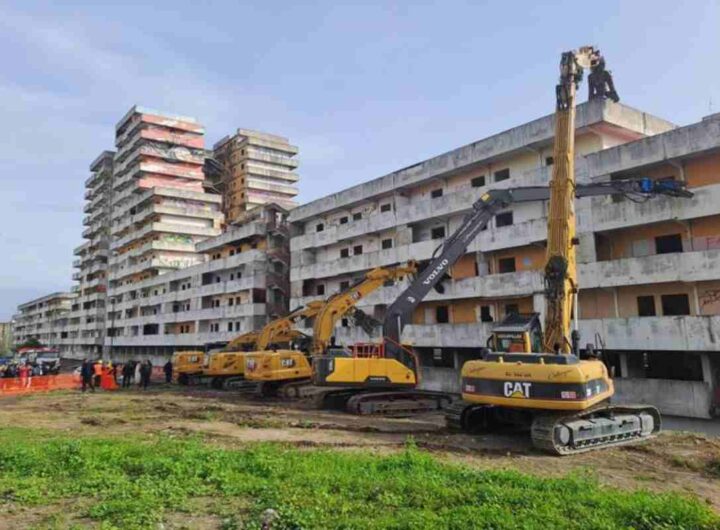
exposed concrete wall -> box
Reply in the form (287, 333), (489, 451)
(419, 367), (461, 394)
(614, 378), (712, 419)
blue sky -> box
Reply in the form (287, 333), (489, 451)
(1, 0), (718, 320)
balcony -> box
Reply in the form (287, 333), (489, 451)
(581, 249), (720, 289)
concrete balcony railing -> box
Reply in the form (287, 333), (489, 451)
(245, 148), (299, 169)
(294, 269), (543, 309)
(112, 222), (220, 250)
(110, 240), (198, 265)
(323, 316), (720, 351)
(195, 221), (266, 252)
(290, 166), (551, 253)
(104, 330), (249, 348)
(580, 249), (720, 289)
(112, 275), (265, 313)
(291, 217), (548, 282)
(580, 315), (720, 352)
(113, 303), (266, 328)
(246, 163), (299, 182)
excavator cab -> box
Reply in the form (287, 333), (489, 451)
(487, 313), (543, 354)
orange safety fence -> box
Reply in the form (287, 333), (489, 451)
(0, 374), (81, 396)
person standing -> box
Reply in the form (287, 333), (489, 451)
(93, 360), (103, 388)
(18, 363), (30, 389)
(163, 359), (173, 384)
(80, 360), (94, 393)
(121, 362), (132, 388)
(140, 360), (151, 390)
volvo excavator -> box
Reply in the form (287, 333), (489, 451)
(313, 47), (693, 429)
(243, 263), (418, 398)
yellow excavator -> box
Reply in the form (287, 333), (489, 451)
(172, 302), (324, 388)
(202, 301), (325, 390)
(313, 47), (692, 426)
(243, 263), (418, 398)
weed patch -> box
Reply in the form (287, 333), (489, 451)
(0, 427), (716, 529)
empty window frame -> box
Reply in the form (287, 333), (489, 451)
(494, 168), (510, 182)
(498, 257), (516, 273)
(430, 188), (443, 199)
(637, 296), (656, 317)
(655, 234), (683, 255)
(661, 294), (690, 316)
(471, 175), (486, 188)
(495, 211), (514, 227)
(431, 226), (446, 239)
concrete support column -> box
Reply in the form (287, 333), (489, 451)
(619, 352), (629, 379)
(453, 351), (461, 370)
(700, 353), (714, 389)
(532, 293), (546, 327)
(576, 232), (597, 264)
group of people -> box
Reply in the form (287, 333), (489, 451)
(79, 359), (173, 392)
(0, 362), (50, 388)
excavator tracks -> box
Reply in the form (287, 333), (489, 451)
(317, 389), (451, 416)
(218, 377), (259, 393)
(530, 404), (661, 455)
(257, 379), (315, 399)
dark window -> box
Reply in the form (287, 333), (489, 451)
(637, 296), (656, 317)
(228, 322), (233, 332)
(339, 281), (350, 291)
(381, 238), (393, 249)
(496, 211), (514, 227)
(480, 305), (493, 322)
(436, 305), (449, 324)
(353, 212), (362, 221)
(380, 203), (392, 213)
(431, 226), (446, 239)
(498, 257), (516, 273)
(505, 304), (519, 316)
(494, 168), (510, 182)
(661, 294), (690, 316)
(316, 223), (324, 232)
(339, 217), (349, 225)
(229, 298), (234, 306)
(431, 188), (443, 199)
(545, 156), (554, 166)
(655, 234), (683, 255)
(316, 284), (325, 296)
(353, 245), (363, 255)
(471, 175), (486, 188)
(340, 248), (349, 258)
(213, 299), (220, 307)
(341, 318), (349, 327)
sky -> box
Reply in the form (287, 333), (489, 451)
(1, 0), (719, 320)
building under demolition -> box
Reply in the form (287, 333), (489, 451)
(288, 99), (720, 419)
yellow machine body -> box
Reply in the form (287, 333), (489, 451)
(244, 350), (312, 383)
(460, 354), (614, 411)
(202, 351), (246, 378)
(313, 356), (417, 387)
(172, 350), (205, 378)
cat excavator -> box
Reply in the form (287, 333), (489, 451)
(172, 302), (324, 388)
(313, 47), (693, 427)
(243, 262), (418, 398)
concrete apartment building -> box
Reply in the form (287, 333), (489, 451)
(64, 151), (116, 358)
(288, 99), (720, 419)
(12, 292), (76, 348)
(212, 129), (299, 220)
(0, 322), (13, 354)
(104, 203), (291, 359)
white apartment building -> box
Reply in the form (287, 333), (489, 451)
(12, 292), (76, 348)
(105, 204), (290, 361)
(288, 100), (720, 419)
(63, 151), (115, 358)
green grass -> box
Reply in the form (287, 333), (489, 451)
(0, 428), (716, 530)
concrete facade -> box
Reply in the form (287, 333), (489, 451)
(0, 322), (13, 355)
(12, 292), (76, 348)
(104, 204), (290, 362)
(212, 129), (299, 221)
(287, 100), (720, 419)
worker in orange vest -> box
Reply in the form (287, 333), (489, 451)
(93, 360), (103, 388)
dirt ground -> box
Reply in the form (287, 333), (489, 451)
(1, 386), (719, 512)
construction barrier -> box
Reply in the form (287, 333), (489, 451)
(0, 374), (81, 396)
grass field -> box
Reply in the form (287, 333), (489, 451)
(0, 427), (717, 530)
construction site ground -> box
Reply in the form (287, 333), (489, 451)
(1, 385), (718, 514)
